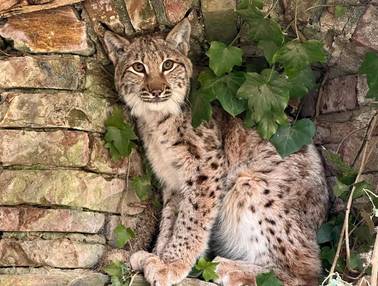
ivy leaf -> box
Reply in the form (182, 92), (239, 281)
(190, 88), (213, 127)
(237, 0), (263, 10)
(104, 107), (137, 161)
(333, 178), (349, 198)
(275, 40), (327, 77)
(359, 52), (378, 100)
(353, 180), (372, 199)
(256, 272), (282, 286)
(114, 225), (135, 248)
(104, 261), (132, 286)
(195, 257), (219, 282)
(257, 40), (279, 64)
(288, 67), (316, 98)
(237, 3), (284, 47)
(206, 41), (243, 76)
(131, 175), (152, 201)
(237, 69), (290, 139)
(335, 5), (347, 17)
(320, 246), (336, 266)
(322, 150), (357, 185)
(104, 261), (124, 277)
(236, 0), (264, 19)
(270, 119), (315, 157)
(317, 223), (334, 244)
(349, 253), (363, 271)
(199, 70), (247, 116)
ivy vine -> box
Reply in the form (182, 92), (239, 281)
(190, 0), (327, 157)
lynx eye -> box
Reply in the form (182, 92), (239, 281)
(162, 60), (174, 71)
(132, 62), (146, 73)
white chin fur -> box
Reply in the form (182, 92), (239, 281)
(127, 89), (186, 119)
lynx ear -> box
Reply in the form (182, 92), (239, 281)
(104, 31), (130, 64)
(166, 18), (191, 55)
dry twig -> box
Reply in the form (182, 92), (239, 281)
(371, 228), (378, 286)
(328, 113), (378, 281)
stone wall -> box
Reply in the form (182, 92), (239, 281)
(0, 0), (377, 285)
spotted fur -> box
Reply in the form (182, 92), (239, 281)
(104, 19), (329, 286)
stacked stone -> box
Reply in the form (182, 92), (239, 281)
(312, 2), (378, 187)
(0, 1), (240, 285)
(0, 0), (377, 285)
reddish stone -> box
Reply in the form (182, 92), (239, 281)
(88, 135), (143, 175)
(352, 5), (378, 52)
(0, 56), (84, 90)
(0, 0), (19, 12)
(319, 75), (358, 114)
(124, 0), (157, 31)
(315, 108), (375, 144)
(0, 207), (105, 233)
(83, 0), (129, 36)
(163, 0), (192, 24)
(0, 7), (94, 55)
(0, 238), (105, 268)
(0, 130), (89, 167)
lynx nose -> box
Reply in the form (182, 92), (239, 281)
(151, 89), (163, 97)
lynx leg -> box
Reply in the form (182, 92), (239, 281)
(153, 189), (180, 256)
(213, 256), (315, 286)
(214, 256), (270, 286)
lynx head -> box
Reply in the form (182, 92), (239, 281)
(104, 19), (193, 118)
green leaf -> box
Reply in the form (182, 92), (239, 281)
(104, 261), (124, 277)
(104, 107), (137, 161)
(320, 246), (336, 266)
(194, 257), (219, 282)
(322, 150), (357, 185)
(256, 272), (282, 286)
(131, 175), (152, 201)
(257, 40), (279, 64)
(237, 0), (263, 10)
(104, 261), (132, 286)
(275, 40), (327, 77)
(333, 178), (349, 198)
(206, 41), (243, 76)
(270, 119), (315, 157)
(349, 253), (363, 271)
(335, 5), (347, 17)
(236, 0), (264, 19)
(199, 70), (247, 116)
(190, 88), (213, 127)
(359, 52), (378, 100)
(237, 69), (290, 139)
(317, 223), (334, 244)
(237, 3), (284, 48)
(288, 67), (316, 98)
(114, 225), (135, 248)
(353, 180), (372, 199)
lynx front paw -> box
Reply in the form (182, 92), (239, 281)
(130, 250), (156, 271)
(130, 251), (189, 286)
(214, 257), (256, 286)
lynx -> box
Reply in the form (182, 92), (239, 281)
(104, 19), (329, 286)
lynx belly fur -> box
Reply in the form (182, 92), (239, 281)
(104, 19), (329, 286)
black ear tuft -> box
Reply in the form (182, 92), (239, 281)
(103, 31), (130, 64)
(166, 18), (191, 56)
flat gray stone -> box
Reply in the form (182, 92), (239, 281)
(0, 238), (105, 268)
(0, 92), (110, 132)
(0, 56), (84, 90)
(0, 130), (89, 167)
(0, 207), (105, 233)
(0, 170), (125, 213)
(0, 268), (108, 286)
